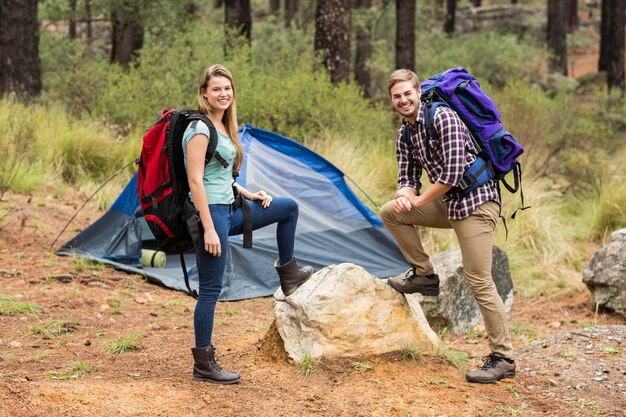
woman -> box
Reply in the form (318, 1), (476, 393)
(184, 64), (313, 384)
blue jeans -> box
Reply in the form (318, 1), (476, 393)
(193, 197), (298, 348)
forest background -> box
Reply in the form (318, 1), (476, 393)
(2, 0), (624, 298)
(0, 1), (626, 416)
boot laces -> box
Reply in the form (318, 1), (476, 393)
(480, 353), (502, 370)
(404, 269), (417, 281)
(209, 346), (225, 372)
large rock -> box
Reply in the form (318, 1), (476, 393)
(273, 263), (439, 363)
(583, 229), (626, 319)
(397, 246), (514, 335)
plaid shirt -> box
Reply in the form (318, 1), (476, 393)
(396, 105), (500, 220)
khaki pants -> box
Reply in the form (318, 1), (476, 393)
(380, 199), (513, 359)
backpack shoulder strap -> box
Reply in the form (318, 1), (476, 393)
(189, 113), (229, 169)
(422, 101), (448, 140)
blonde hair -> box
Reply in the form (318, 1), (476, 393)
(196, 64), (243, 172)
(387, 69), (420, 96)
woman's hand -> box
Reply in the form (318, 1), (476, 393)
(249, 190), (273, 208)
(204, 228), (221, 256)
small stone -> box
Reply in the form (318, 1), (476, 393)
(84, 340), (92, 346)
(202, 395), (212, 405)
(9, 341), (23, 348)
(100, 304), (110, 312)
(550, 321), (561, 328)
(135, 292), (154, 304)
(548, 380), (558, 387)
(473, 324), (486, 334)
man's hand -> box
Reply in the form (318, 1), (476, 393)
(394, 187), (418, 213)
(394, 195), (413, 213)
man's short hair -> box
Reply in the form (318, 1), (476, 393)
(387, 69), (420, 95)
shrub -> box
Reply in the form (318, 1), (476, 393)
(0, 100), (39, 198)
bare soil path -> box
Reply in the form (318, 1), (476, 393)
(1, 184), (625, 417)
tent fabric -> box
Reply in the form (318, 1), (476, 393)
(57, 125), (409, 300)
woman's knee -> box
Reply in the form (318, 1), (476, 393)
(276, 197), (299, 219)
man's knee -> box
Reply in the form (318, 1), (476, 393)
(379, 200), (396, 225)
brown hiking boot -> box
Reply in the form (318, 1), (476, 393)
(466, 353), (516, 384)
(387, 268), (439, 296)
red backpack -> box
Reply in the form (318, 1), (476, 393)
(137, 109), (225, 254)
(138, 109), (249, 297)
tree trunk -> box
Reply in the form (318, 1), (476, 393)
(395, 0), (415, 71)
(314, 0), (351, 84)
(599, 0), (612, 71)
(547, 0), (568, 75)
(606, 0), (625, 91)
(568, 0), (578, 32)
(0, 0), (41, 100)
(225, 0), (252, 43)
(111, 0), (144, 68)
(69, 0), (77, 39)
(270, 0), (280, 14)
(443, 0), (456, 34)
(285, 0), (298, 27)
(355, 0), (372, 96)
(85, 0), (93, 42)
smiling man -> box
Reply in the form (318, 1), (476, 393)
(379, 69), (516, 384)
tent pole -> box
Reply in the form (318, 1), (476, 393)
(49, 159), (137, 251)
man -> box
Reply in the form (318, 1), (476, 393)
(380, 69), (515, 384)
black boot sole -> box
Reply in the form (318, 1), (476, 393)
(192, 375), (241, 384)
(387, 281), (440, 296)
(466, 371), (516, 384)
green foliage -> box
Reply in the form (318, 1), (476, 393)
(416, 31), (546, 89)
(495, 81), (623, 192)
(0, 100), (40, 198)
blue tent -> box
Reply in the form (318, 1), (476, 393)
(58, 125), (409, 300)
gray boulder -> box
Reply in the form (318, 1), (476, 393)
(583, 229), (626, 318)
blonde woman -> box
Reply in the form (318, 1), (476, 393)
(184, 64), (313, 384)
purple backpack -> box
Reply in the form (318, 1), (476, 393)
(420, 67), (525, 197)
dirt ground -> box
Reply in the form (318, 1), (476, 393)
(1, 177), (625, 417)
(0, 38), (623, 417)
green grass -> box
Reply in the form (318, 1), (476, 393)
(439, 342), (470, 371)
(106, 297), (123, 315)
(103, 332), (143, 354)
(29, 319), (79, 337)
(46, 361), (101, 380)
(353, 363), (374, 373)
(402, 346), (424, 362)
(0, 295), (41, 315)
(73, 256), (106, 273)
(299, 353), (314, 377)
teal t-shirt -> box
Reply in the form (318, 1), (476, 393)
(182, 120), (236, 205)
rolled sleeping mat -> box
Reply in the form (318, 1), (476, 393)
(140, 249), (167, 268)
